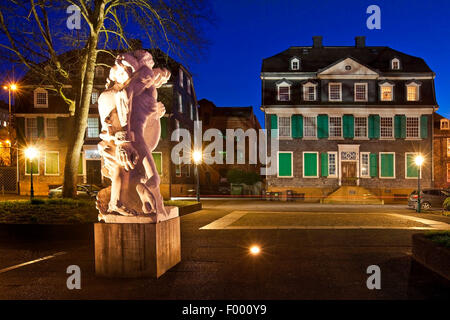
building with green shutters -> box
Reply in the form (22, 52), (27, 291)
(262, 36), (437, 201)
(14, 48), (198, 197)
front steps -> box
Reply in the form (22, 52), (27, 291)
(322, 186), (383, 205)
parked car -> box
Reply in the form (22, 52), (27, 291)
(407, 189), (450, 210)
(48, 184), (99, 199)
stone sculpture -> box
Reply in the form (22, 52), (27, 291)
(96, 50), (177, 223)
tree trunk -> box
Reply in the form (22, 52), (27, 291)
(62, 35), (99, 198)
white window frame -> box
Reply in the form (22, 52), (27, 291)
(179, 69), (184, 88)
(380, 116), (394, 139)
(360, 152), (370, 178)
(25, 117), (38, 139)
(391, 58), (400, 70)
(328, 151), (338, 178)
(405, 152), (421, 179)
(406, 116), (420, 139)
(302, 151), (319, 178)
(328, 83), (342, 102)
(86, 117), (100, 139)
(45, 117), (58, 139)
(187, 78), (191, 95)
(328, 116), (342, 139)
(278, 115), (292, 138)
(91, 90), (99, 105)
(290, 57), (300, 70)
(277, 84), (291, 101)
(44, 151), (60, 176)
(303, 116), (317, 138)
(354, 116), (368, 139)
(406, 82), (420, 101)
(354, 83), (368, 102)
(379, 83), (394, 101)
(447, 138), (450, 157)
(440, 119), (450, 130)
(379, 152), (396, 179)
(190, 103), (193, 120)
(25, 155), (40, 176)
(303, 83), (317, 101)
(277, 151), (293, 178)
(34, 88), (48, 108)
(178, 93), (183, 113)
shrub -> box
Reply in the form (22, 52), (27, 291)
(443, 197), (450, 211)
(226, 169), (261, 185)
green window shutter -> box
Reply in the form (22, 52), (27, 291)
(57, 117), (66, 141)
(45, 152), (59, 175)
(78, 153), (83, 174)
(406, 154), (419, 178)
(321, 152), (328, 177)
(343, 115), (354, 138)
(380, 153), (394, 178)
(373, 115), (380, 138)
(26, 159), (38, 174)
(400, 115), (406, 138)
(160, 117), (167, 139)
(16, 117), (25, 144)
(270, 114), (278, 138)
(152, 152), (163, 175)
(368, 116), (374, 139)
(278, 152), (292, 177)
(291, 115), (303, 138)
(37, 117), (44, 138)
(304, 152), (318, 177)
(370, 153), (377, 177)
(317, 115), (328, 139)
(394, 115), (407, 139)
(420, 115), (428, 138)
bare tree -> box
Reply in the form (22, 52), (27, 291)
(0, 0), (212, 197)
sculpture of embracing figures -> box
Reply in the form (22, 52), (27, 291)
(96, 50), (177, 223)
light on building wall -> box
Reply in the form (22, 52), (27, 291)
(192, 150), (202, 164)
(414, 155), (424, 166)
(249, 245), (261, 255)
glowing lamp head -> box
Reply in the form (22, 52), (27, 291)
(249, 245), (261, 255)
(415, 155), (424, 166)
(25, 147), (38, 160)
(10, 84), (17, 91)
(192, 150), (202, 164)
(3, 86), (7, 90)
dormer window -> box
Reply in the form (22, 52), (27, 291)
(91, 90), (98, 104)
(290, 57), (300, 71)
(406, 81), (421, 101)
(95, 66), (104, 77)
(34, 88), (48, 108)
(276, 80), (292, 101)
(391, 58), (400, 70)
(303, 82), (317, 101)
(379, 81), (394, 101)
(440, 119), (449, 130)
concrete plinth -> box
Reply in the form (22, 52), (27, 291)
(94, 216), (181, 278)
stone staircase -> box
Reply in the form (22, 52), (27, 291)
(322, 186), (383, 204)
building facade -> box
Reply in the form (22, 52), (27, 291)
(14, 48), (198, 198)
(433, 113), (450, 189)
(262, 36), (437, 201)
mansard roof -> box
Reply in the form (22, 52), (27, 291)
(261, 46), (433, 74)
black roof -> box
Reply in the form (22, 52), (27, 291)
(262, 46), (433, 74)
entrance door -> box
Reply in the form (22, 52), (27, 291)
(341, 162), (357, 186)
(86, 160), (102, 185)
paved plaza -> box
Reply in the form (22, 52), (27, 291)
(0, 201), (449, 299)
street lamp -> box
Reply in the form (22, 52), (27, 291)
(3, 83), (18, 137)
(415, 155), (424, 213)
(192, 150), (202, 202)
(25, 147), (38, 199)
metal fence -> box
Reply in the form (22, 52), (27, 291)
(0, 167), (17, 193)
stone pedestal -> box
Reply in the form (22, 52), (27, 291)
(94, 214), (181, 278)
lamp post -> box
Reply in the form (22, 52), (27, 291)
(192, 150), (202, 202)
(25, 147), (38, 199)
(3, 83), (18, 137)
(415, 155), (424, 213)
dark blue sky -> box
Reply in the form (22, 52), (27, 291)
(189, 0), (450, 127)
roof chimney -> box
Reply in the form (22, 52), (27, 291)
(312, 36), (323, 48)
(355, 36), (366, 48)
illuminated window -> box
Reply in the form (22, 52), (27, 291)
(45, 151), (59, 175)
(87, 117), (99, 138)
(447, 138), (450, 157)
(328, 83), (341, 101)
(440, 119), (449, 130)
(34, 88), (48, 108)
(354, 83), (368, 101)
(380, 85), (393, 101)
(407, 84), (419, 101)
